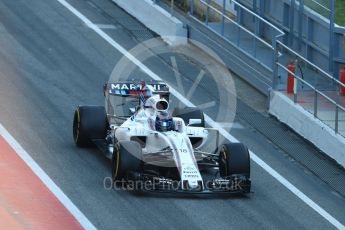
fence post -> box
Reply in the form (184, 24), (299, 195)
(170, 0), (174, 16)
(289, 0), (295, 46)
(335, 85), (340, 133)
(298, 0), (304, 51)
(293, 58), (298, 103)
(254, 17), (258, 57)
(236, 6), (242, 46)
(221, 0), (226, 36)
(329, 0), (335, 73)
(205, 0), (209, 25)
(272, 41), (279, 90)
(314, 90), (318, 118)
(259, 0), (265, 37)
(293, 79), (297, 103)
(190, 0), (194, 15)
(253, 0), (257, 12)
(271, 29), (277, 70)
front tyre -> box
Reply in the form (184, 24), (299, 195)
(218, 143), (251, 193)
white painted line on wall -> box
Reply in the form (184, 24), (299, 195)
(56, 0), (345, 229)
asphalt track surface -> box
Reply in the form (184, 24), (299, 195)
(0, 0), (345, 229)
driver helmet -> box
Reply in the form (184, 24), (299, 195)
(155, 111), (174, 132)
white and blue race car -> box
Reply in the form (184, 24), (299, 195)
(73, 80), (251, 194)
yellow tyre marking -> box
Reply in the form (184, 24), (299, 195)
(223, 146), (227, 160)
(75, 108), (80, 142)
(114, 145), (120, 180)
(222, 146), (228, 176)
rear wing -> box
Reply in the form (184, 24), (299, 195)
(103, 80), (170, 98)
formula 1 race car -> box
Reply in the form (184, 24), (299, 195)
(73, 80), (251, 194)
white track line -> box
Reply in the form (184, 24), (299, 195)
(56, 0), (345, 229)
(0, 124), (96, 230)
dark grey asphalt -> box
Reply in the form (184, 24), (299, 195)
(0, 0), (344, 229)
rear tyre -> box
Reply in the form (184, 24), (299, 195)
(73, 106), (107, 147)
(172, 107), (205, 127)
(218, 143), (251, 192)
(111, 141), (142, 184)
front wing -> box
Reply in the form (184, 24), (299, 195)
(123, 172), (251, 194)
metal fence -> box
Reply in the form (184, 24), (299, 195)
(158, 0), (345, 136)
(236, 0), (343, 78)
(188, 0), (345, 136)
(274, 40), (345, 136)
(302, 0), (336, 74)
(189, 0), (285, 71)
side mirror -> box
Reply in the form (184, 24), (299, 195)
(129, 108), (136, 114)
(103, 83), (107, 97)
(188, 119), (202, 126)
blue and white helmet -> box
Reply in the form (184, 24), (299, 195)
(155, 111), (174, 132)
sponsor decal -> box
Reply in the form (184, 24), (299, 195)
(109, 83), (165, 91)
(107, 83), (167, 97)
(148, 118), (154, 129)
